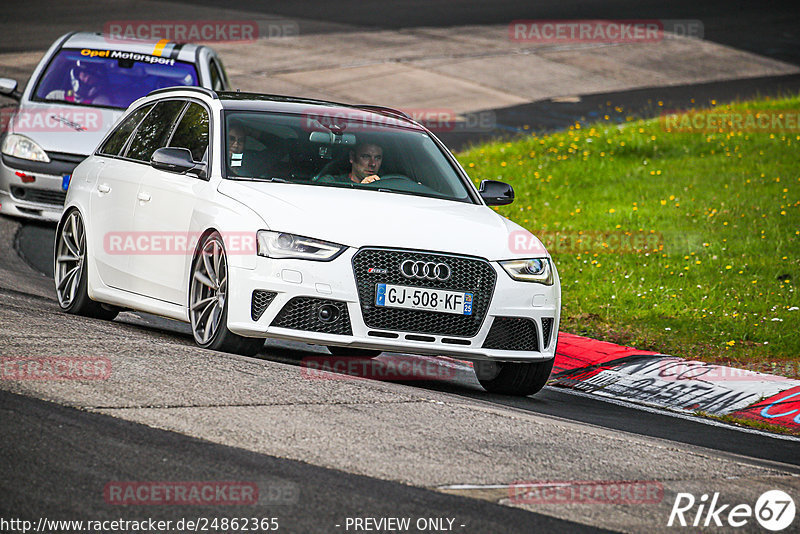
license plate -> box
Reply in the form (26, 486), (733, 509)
(375, 283), (473, 315)
(62, 174), (71, 191)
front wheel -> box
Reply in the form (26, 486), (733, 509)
(54, 209), (118, 320)
(189, 232), (263, 356)
(477, 358), (554, 396)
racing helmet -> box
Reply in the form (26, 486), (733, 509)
(69, 60), (105, 101)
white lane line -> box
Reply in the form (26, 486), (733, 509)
(439, 484), (514, 490)
(548, 386), (800, 443)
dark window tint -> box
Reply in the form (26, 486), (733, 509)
(169, 102), (209, 162)
(98, 104), (153, 156)
(125, 100), (186, 162)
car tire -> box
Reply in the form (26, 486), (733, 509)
(189, 231), (263, 357)
(326, 346), (382, 358)
(54, 209), (119, 321)
(477, 358), (554, 396)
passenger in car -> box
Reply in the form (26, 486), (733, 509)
(227, 123), (247, 162)
(227, 122), (283, 178)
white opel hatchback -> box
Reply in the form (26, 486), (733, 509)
(0, 32), (229, 221)
(55, 87), (561, 396)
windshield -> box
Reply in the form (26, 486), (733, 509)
(32, 48), (198, 109)
(223, 111), (475, 203)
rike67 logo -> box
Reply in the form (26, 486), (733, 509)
(668, 490), (795, 531)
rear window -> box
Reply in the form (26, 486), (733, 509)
(98, 103), (154, 156)
(32, 48), (198, 109)
(169, 102), (210, 162)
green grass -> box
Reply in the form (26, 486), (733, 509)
(457, 96), (800, 375)
(696, 411), (800, 437)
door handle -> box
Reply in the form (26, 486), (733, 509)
(97, 183), (110, 193)
(137, 192), (151, 202)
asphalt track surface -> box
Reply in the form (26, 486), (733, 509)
(4, 1), (799, 66)
(4, 2), (800, 532)
(1, 390), (608, 533)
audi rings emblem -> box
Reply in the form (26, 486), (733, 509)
(400, 260), (451, 281)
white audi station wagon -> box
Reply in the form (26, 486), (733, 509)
(55, 87), (561, 396)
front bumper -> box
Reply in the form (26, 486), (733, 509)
(0, 153), (80, 222)
(226, 247), (560, 363)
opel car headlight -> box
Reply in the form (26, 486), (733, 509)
(257, 230), (345, 261)
(500, 258), (554, 285)
(1, 134), (50, 162)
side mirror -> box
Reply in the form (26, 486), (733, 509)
(479, 180), (514, 206)
(0, 78), (21, 101)
(150, 147), (207, 178)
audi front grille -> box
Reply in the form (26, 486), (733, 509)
(351, 248), (496, 337)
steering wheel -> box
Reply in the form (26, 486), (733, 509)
(364, 174), (413, 185)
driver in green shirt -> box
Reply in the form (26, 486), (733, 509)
(326, 143), (383, 184)
(349, 143), (383, 184)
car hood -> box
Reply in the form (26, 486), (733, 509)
(218, 180), (548, 261)
(7, 101), (123, 156)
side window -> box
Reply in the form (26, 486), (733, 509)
(124, 100), (187, 162)
(209, 60), (225, 91)
(168, 102), (210, 162)
(98, 104), (153, 156)
(217, 59), (231, 89)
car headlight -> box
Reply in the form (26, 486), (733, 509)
(499, 258), (554, 285)
(256, 230), (345, 261)
(1, 134), (50, 162)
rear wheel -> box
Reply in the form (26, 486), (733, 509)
(189, 232), (263, 356)
(477, 358), (554, 396)
(54, 209), (118, 320)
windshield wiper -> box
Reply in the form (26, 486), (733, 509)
(227, 176), (290, 183)
(376, 188), (416, 197)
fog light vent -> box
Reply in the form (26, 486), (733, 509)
(251, 290), (277, 321)
(541, 317), (554, 349)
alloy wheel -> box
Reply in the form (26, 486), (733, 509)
(55, 211), (86, 308)
(190, 235), (228, 345)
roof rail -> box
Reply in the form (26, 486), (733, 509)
(355, 105), (412, 121)
(216, 90), (345, 107)
(147, 86), (218, 99)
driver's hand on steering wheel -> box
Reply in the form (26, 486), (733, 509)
(361, 174), (381, 184)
